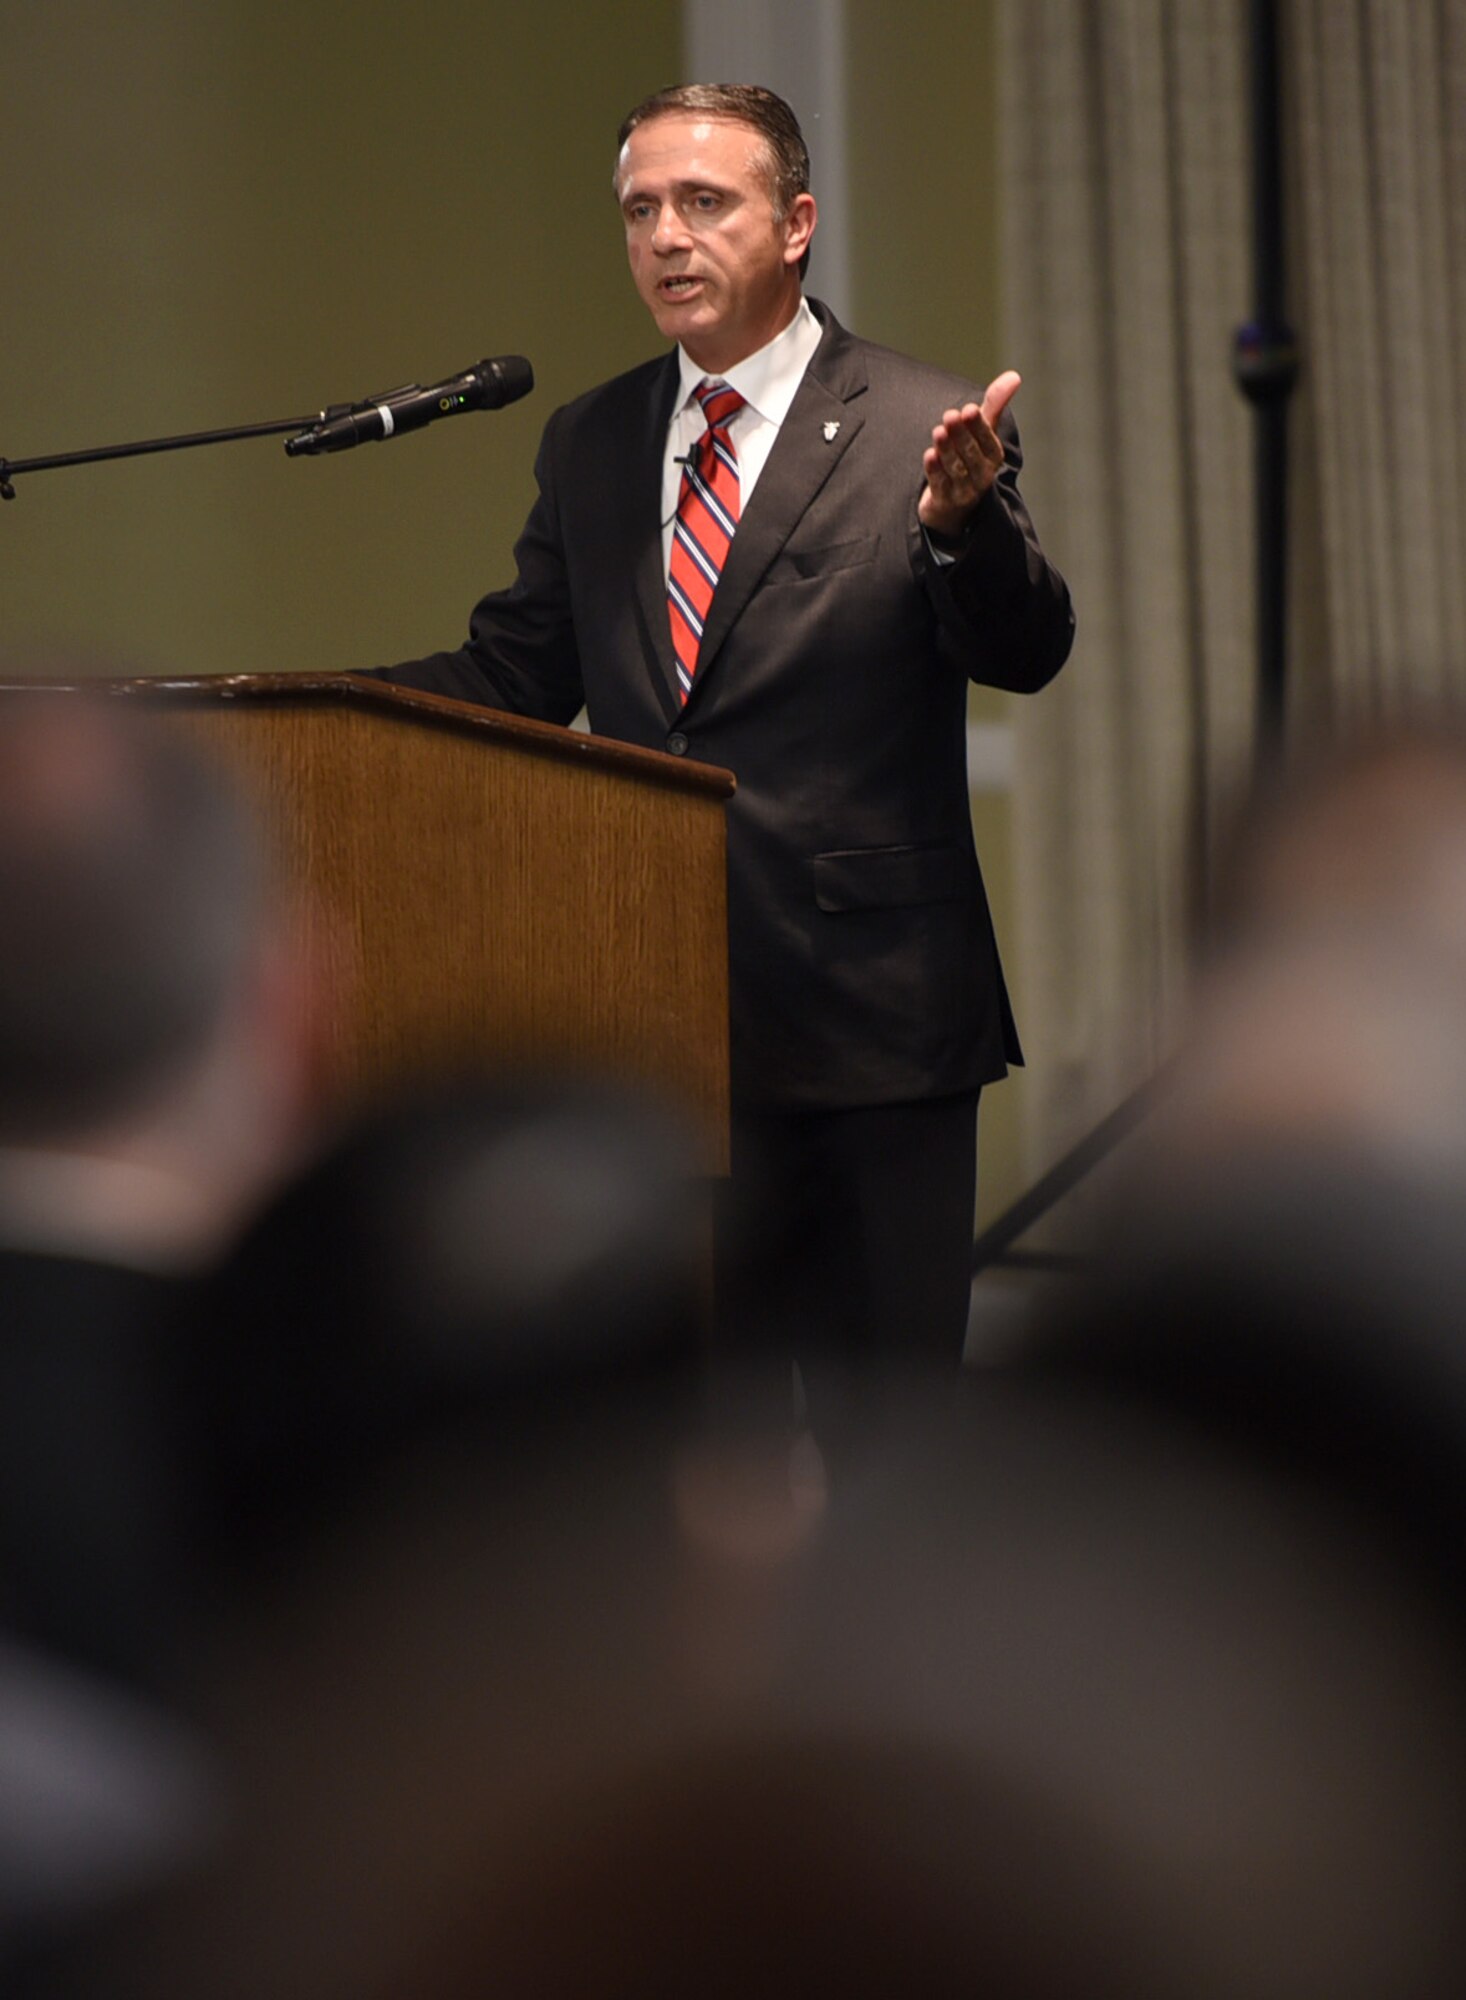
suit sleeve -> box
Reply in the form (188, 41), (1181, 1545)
(914, 410), (1076, 696)
(371, 407), (587, 726)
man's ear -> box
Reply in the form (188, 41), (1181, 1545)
(783, 192), (817, 269)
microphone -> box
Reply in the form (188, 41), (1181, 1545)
(285, 356), (533, 456)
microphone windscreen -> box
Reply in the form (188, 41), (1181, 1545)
(474, 356), (534, 409)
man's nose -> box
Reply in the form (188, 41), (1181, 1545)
(651, 203), (690, 252)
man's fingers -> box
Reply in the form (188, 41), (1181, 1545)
(924, 368), (1021, 505)
(980, 369), (1022, 431)
(920, 382), (1019, 535)
(930, 408), (986, 477)
(928, 407), (998, 488)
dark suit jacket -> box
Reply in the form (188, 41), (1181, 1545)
(382, 303), (1075, 1111)
(0, 1249), (202, 1686)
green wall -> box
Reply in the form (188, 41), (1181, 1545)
(845, 0), (1001, 382)
(4, 0), (679, 678)
(7, 0), (1028, 1228)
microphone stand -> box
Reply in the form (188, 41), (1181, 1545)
(0, 406), (350, 501)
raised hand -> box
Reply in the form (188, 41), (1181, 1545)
(917, 370), (1021, 542)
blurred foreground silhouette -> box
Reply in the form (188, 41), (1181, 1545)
(11, 714), (1466, 1996)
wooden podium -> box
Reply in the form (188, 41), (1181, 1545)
(60, 674), (735, 1169)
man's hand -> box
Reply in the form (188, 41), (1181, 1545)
(917, 370), (1021, 543)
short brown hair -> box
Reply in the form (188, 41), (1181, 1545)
(615, 83), (811, 221)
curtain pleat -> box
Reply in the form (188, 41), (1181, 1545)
(999, 0), (1254, 1220)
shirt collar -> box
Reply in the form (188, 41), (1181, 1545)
(675, 297), (822, 428)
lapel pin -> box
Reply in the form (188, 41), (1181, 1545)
(822, 420), (841, 443)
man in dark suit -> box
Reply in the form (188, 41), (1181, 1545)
(0, 696), (321, 1687)
(380, 84), (1074, 1359)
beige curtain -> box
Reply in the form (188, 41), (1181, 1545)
(1288, 0), (1466, 723)
(998, 0), (1466, 1225)
(998, 0), (1256, 1222)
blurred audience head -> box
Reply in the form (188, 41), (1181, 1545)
(993, 717), (1466, 2000)
(194, 1075), (711, 1572)
(1025, 716), (1466, 1542)
(1168, 717), (1466, 1174)
(0, 692), (320, 1262)
(1208, 716), (1466, 965)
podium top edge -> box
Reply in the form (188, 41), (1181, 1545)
(0, 671), (737, 803)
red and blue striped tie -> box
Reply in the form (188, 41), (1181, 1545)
(668, 380), (745, 705)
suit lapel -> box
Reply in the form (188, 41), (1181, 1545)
(630, 356), (686, 720)
(685, 309), (868, 705)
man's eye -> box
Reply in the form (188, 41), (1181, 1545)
(693, 193), (720, 212)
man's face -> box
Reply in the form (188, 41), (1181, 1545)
(616, 113), (815, 374)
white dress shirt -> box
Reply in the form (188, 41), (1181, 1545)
(659, 297), (961, 574)
(660, 297), (823, 577)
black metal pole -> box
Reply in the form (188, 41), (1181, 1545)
(0, 413), (325, 501)
(970, 1063), (1177, 1277)
(1233, 0), (1300, 756)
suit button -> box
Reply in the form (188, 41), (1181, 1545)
(666, 731), (689, 756)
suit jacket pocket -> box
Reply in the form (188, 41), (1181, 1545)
(813, 843), (972, 912)
(766, 535), (880, 583)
